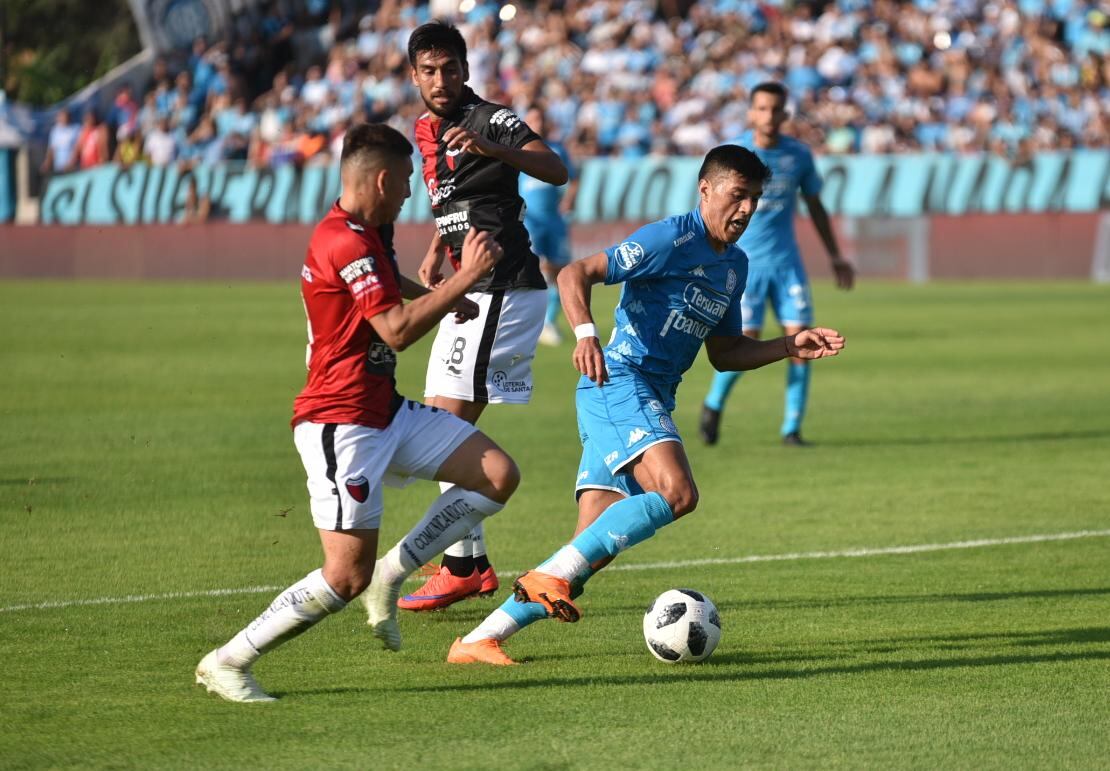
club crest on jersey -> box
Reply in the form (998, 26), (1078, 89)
(615, 242), (644, 270)
(726, 268), (738, 293)
(659, 415), (678, 435)
(345, 476), (370, 503)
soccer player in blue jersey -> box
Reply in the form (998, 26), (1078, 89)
(700, 82), (854, 447)
(445, 145), (846, 665)
(521, 105), (578, 346)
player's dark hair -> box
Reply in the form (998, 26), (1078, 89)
(698, 145), (772, 185)
(408, 21), (468, 67)
(340, 123), (413, 170)
(751, 81), (788, 104)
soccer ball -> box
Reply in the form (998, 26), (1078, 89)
(642, 589), (721, 663)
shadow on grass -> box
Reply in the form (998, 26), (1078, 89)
(393, 626), (1110, 693)
(590, 586), (1110, 618)
(817, 428), (1110, 449)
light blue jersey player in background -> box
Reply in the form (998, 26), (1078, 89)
(446, 145), (846, 665)
(521, 105), (577, 345)
(701, 82), (855, 447)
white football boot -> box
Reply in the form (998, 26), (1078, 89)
(362, 560), (402, 651)
(195, 649), (275, 703)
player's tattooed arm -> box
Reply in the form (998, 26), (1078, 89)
(368, 229), (501, 350)
(558, 252), (609, 386)
(804, 193), (855, 290)
(706, 328), (845, 372)
(441, 126), (568, 185)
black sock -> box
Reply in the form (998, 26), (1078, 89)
(473, 554), (491, 574)
(442, 554), (475, 577)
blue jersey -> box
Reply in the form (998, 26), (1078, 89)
(732, 130), (822, 268)
(601, 207), (748, 410)
(520, 141), (573, 219)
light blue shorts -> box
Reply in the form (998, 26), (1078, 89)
(740, 261), (814, 330)
(526, 215), (571, 267)
(573, 373), (681, 500)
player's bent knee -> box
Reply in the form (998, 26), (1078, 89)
(485, 452), (520, 504)
(657, 480), (698, 518)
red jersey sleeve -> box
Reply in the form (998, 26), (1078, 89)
(331, 240), (402, 320)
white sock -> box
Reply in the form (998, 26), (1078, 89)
(377, 488), (504, 585)
(440, 483), (473, 559)
(462, 608), (520, 644)
(218, 569), (346, 668)
(470, 521), (486, 559)
(537, 545), (590, 583)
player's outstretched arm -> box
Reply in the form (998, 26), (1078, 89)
(558, 252), (609, 385)
(442, 126), (568, 185)
(368, 229), (501, 351)
(706, 327), (845, 372)
(398, 275), (479, 322)
(804, 194), (855, 290)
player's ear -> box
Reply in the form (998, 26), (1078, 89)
(376, 166), (390, 197)
(698, 177), (710, 201)
(462, 61), (469, 83)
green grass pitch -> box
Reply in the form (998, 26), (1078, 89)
(1, 279), (1109, 769)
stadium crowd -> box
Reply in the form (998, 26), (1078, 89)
(42, 0), (1110, 176)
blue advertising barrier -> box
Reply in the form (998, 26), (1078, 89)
(37, 151), (1110, 225)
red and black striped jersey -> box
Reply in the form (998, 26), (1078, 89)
(292, 202), (405, 429)
(414, 87), (546, 292)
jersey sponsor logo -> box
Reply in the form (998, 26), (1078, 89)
(683, 283), (730, 323)
(492, 370), (530, 393)
(301, 265), (313, 283)
(366, 341), (396, 375)
(726, 268), (739, 293)
(604, 450), (619, 465)
(659, 308), (713, 340)
(344, 220), (365, 232)
(614, 241), (644, 270)
(339, 256), (376, 284)
(427, 177), (457, 206)
(489, 108), (521, 129)
(674, 231), (695, 247)
(627, 428), (650, 447)
(659, 415), (678, 435)
(345, 475), (370, 503)
(350, 276), (382, 295)
(624, 299), (646, 315)
(435, 209), (470, 235)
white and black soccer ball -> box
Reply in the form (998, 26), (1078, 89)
(642, 589), (721, 663)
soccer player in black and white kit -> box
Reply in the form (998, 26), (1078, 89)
(370, 22), (568, 615)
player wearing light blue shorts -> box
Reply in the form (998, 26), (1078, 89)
(521, 106), (577, 345)
(446, 145), (847, 664)
(701, 82), (855, 447)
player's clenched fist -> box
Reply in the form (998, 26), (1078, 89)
(459, 228), (504, 278)
(573, 337), (609, 387)
(785, 327), (845, 359)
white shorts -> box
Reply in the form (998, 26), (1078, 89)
(424, 287), (546, 404)
(293, 400), (478, 531)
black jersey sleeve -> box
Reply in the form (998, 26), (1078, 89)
(477, 103), (541, 150)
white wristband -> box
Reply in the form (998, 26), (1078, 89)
(574, 323), (598, 341)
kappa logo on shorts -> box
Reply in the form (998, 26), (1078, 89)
(627, 428), (650, 447)
(345, 476), (370, 503)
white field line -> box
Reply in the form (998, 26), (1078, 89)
(3, 529), (1109, 615)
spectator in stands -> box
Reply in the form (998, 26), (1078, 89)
(42, 108), (80, 175)
(74, 109), (110, 170)
(114, 125), (147, 167)
(144, 116), (177, 166)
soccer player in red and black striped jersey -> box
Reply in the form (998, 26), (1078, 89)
(196, 124), (521, 702)
(392, 21), (570, 613)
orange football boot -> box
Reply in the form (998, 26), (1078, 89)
(512, 571), (581, 622)
(477, 566), (499, 597)
(397, 566), (481, 611)
(446, 637), (518, 666)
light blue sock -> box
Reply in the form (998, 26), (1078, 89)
(567, 492), (675, 566)
(705, 370), (742, 412)
(544, 286), (561, 326)
(500, 593), (548, 628)
(781, 361), (810, 436)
